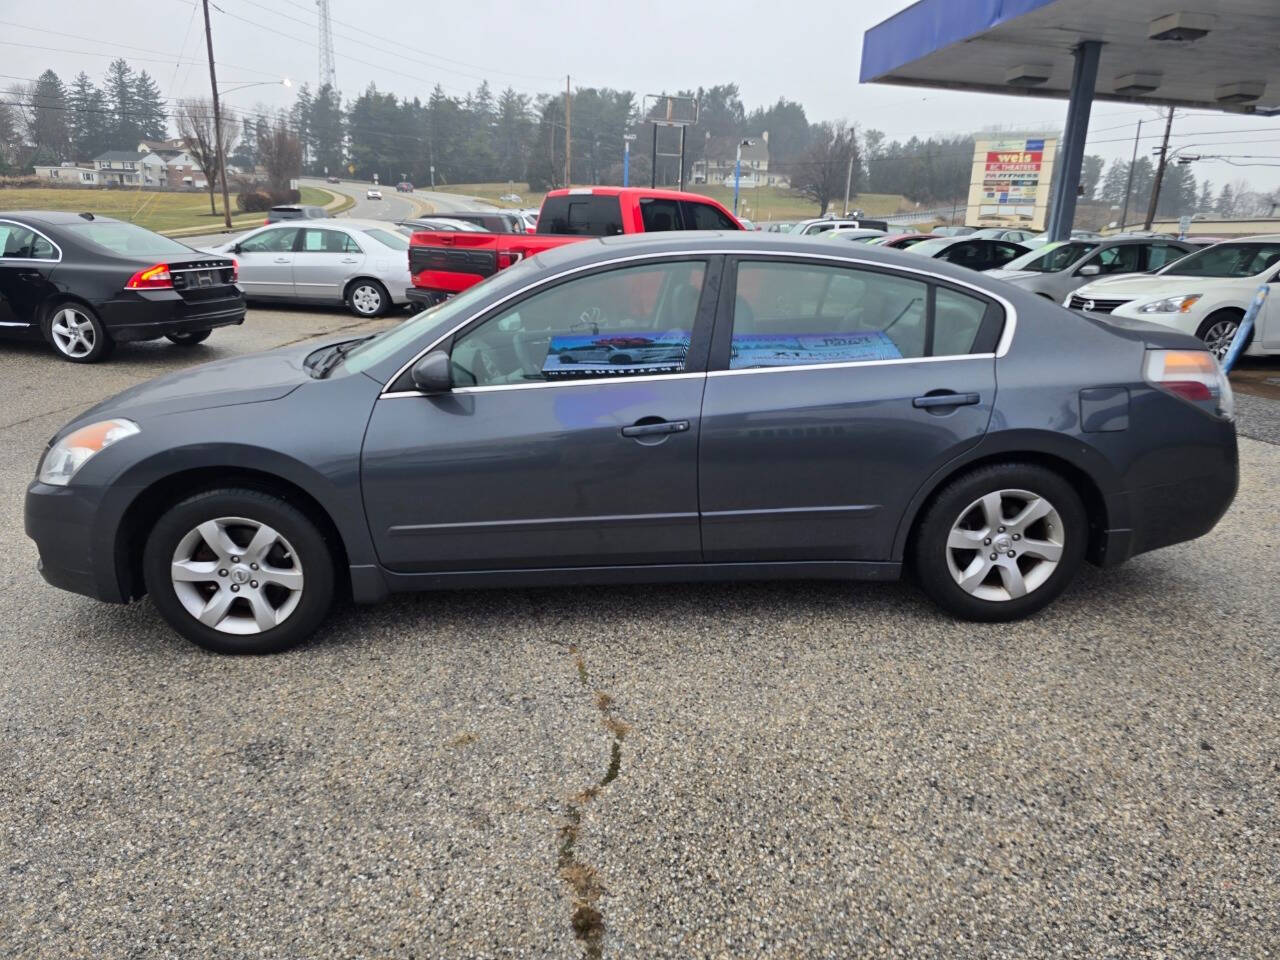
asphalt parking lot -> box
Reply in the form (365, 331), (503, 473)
(1, 309), (1277, 958)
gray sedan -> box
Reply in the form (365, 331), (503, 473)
(25, 233), (1237, 654)
(985, 236), (1194, 303)
(203, 219), (412, 317)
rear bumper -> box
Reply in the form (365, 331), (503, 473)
(406, 287), (448, 307)
(96, 289), (246, 342)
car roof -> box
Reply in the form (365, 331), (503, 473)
(543, 186), (730, 205)
(0, 210), (126, 226)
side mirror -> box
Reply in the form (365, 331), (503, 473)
(1078, 263), (1101, 276)
(231, 242), (242, 254)
(410, 349), (452, 393)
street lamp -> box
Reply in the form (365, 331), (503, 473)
(209, 77), (291, 229)
(220, 77), (292, 96)
(623, 133), (637, 187)
(734, 138), (754, 216)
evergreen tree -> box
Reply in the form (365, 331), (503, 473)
(1197, 180), (1214, 214)
(290, 83), (313, 169)
(494, 87), (531, 182)
(68, 72), (110, 160)
(0, 100), (19, 173)
(306, 84), (345, 177)
(230, 114), (257, 170)
(103, 58), (140, 147)
(1098, 158), (1129, 208)
(132, 70), (168, 141)
(1081, 154), (1104, 201)
(29, 70), (70, 161)
(1215, 183), (1235, 217)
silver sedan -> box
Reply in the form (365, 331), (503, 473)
(202, 219), (412, 318)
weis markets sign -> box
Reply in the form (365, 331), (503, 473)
(965, 137), (1057, 231)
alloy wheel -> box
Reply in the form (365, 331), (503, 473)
(1202, 318), (1239, 360)
(944, 488), (1064, 602)
(170, 516), (305, 635)
(50, 307), (96, 359)
(351, 284), (382, 315)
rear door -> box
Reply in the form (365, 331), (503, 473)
(234, 227), (299, 298)
(294, 227), (364, 302)
(698, 256), (1002, 562)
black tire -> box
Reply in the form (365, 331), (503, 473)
(912, 462), (1087, 622)
(1195, 311), (1246, 360)
(142, 488), (335, 654)
(41, 299), (115, 363)
(347, 278), (390, 318)
(166, 329), (212, 346)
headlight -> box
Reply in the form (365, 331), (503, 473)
(1138, 294), (1201, 314)
(38, 419), (139, 486)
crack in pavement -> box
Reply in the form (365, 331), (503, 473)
(556, 644), (631, 960)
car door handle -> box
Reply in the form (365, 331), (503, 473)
(341, 257), (359, 263)
(621, 419), (690, 437)
(913, 392), (980, 408)
(274, 257), (291, 263)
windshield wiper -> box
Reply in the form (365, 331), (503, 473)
(309, 335), (374, 379)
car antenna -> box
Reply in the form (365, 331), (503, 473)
(78, 212), (95, 220)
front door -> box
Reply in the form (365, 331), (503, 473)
(233, 226), (299, 298)
(699, 257), (1000, 562)
(361, 257), (718, 571)
(294, 227), (364, 302)
(0, 221), (60, 329)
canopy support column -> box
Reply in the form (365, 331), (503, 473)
(1046, 40), (1100, 242)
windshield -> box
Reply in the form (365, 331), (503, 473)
(340, 257), (541, 375)
(1003, 241), (1097, 272)
(63, 221), (193, 257)
(903, 238), (953, 256)
(1159, 242), (1280, 278)
(364, 227), (409, 251)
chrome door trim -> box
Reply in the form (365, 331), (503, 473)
(379, 249), (1019, 396)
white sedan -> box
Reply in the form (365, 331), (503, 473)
(366, 188), (383, 200)
(202, 219), (413, 317)
(1069, 236), (1280, 359)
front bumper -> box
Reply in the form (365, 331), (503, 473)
(24, 480), (129, 603)
(96, 289), (246, 343)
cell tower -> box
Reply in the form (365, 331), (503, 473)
(316, 0), (337, 90)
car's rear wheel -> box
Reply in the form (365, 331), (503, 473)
(912, 463), (1087, 621)
(347, 279), (389, 318)
(142, 488), (334, 654)
(43, 301), (114, 363)
(166, 329), (212, 346)
(1196, 311), (1243, 361)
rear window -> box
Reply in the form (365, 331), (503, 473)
(63, 221), (192, 257)
(365, 228), (409, 250)
(537, 195), (624, 237)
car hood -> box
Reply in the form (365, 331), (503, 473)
(66, 342), (324, 431)
(1075, 272), (1255, 299)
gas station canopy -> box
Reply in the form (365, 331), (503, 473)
(861, 0), (1280, 115)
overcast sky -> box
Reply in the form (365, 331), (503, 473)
(6, 0), (1280, 193)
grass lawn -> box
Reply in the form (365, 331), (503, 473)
(299, 185), (333, 206)
(0, 187), (264, 233)
(437, 182), (912, 225)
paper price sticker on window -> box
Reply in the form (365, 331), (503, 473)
(729, 331), (903, 368)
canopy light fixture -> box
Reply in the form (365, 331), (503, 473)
(1215, 81), (1265, 104)
(1114, 73), (1162, 96)
(1004, 63), (1051, 87)
(1149, 12), (1213, 42)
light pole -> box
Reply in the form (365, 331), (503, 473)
(207, 75), (291, 229)
(623, 133), (636, 187)
(734, 138), (754, 216)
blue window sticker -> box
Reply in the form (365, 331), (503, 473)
(729, 331), (903, 369)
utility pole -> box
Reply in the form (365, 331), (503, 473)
(1119, 118), (1143, 230)
(1144, 107), (1175, 231)
(563, 75), (571, 188)
(842, 151), (854, 217)
(201, 0), (233, 229)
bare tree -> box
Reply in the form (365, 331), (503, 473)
(792, 120), (861, 216)
(174, 97), (238, 216)
(257, 115), (302, 198)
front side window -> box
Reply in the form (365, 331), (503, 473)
(299, 229), (360, 253)
(450, 261), (706, 387)
(1087, 244), (1142, 275)
(0, 224), (57, 260)
(1145, 243), (1188, 271)
(239, 228), (300, 253)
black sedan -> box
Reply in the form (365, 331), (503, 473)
(0, 212), (244, 362)
(905, 235), (1030, 271)
(25, 233), (1236, 654)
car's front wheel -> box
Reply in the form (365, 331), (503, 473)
(1196, 311), (1244, 361)
(347, 279), (389, 318)
(912, 463), (1087, 621)
(142, 488), (335, 654)
(43, 301), (115, 363)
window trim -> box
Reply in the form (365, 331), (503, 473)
(379, 249), (1016, 397)
(0, 217), (63, 264)
(296, 227), (362, 254)
(711, 254), (1005, 374)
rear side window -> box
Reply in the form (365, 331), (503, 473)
(0, 223), (57, 260)
(537, 195), (624, 236)
(681, 201), (739, 230)
(299, 229), (360, 253)
(729, 261), (997, 368)
(640, 198), (682, 232)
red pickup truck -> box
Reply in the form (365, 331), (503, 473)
(406, 186), (743, 305)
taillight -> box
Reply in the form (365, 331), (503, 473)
(497, 251), (524, 269)
(229, 258), (238, 283)
(264, 218), (270, 226)
(125, 263), (173, 289)
(1143, 349), (1234, 420)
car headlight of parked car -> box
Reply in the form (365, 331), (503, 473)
(1138, 294), (1201, 314)
(39, 419), (140, 486)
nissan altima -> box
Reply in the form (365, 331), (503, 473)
(25, 233), (1238, 654)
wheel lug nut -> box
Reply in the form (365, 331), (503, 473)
(1012, 534), (1021, 541)
(250, 563), (259, 570)
(219, 569), (228, 577)
(990, 553), (998, 560)
(250, 580), (258, 589)
(231, 584), (240, 592)
(231, 556), (240, 563)
(1007, 551), (1016, 558)
(997, 526), (1006, 533)
(983, 538), (991, 545)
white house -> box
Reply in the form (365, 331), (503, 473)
(33, 162), (100, 185)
